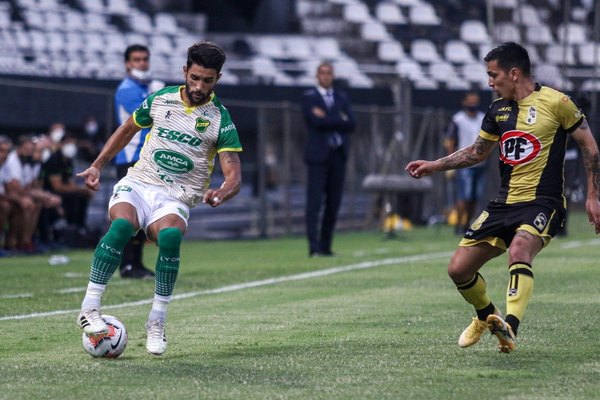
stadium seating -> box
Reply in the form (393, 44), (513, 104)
(0, 0), (598, 91)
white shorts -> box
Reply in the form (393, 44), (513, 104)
(108, 177), (190, 232)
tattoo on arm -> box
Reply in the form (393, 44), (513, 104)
(220, 151), (241, 166)
(581, 147), (600, 196)
(438, 137), (496, 170)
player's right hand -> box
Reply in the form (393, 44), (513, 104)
(77, 167), (100, 191)
(405, 160), (434, 179)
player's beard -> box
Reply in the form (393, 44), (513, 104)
(185, 84), (210, 106)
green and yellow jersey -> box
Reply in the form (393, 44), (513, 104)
(480, 84), (583, 205)
(128, 85), (242, 207)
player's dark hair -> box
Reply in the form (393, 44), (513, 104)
(187, 42), (226, 72)
(484, 42), (531, 77)
(124, 44), (150, 62)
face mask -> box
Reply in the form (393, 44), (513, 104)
(85, 121), (98, 136)
(130, 68), (152, 82)
(465, 105), (479, 113)
(50, 128), (65, 143)
(19, 155), (33, 164)
(61, 143), (77, 159)
(41, 148), (51, 163)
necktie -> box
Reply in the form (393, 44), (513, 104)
(325, 90), (334, 108)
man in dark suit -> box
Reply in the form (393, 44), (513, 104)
(301, 62), (355, 257)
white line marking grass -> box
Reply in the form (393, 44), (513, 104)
(0, 251), (452, 322)
(2, 238), (599, 322)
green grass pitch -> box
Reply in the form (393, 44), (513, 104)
(1, 211), (599, 399)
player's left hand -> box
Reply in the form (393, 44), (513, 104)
(203, 189), (222, 208)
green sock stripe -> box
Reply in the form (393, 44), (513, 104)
(89, 218), (135, 285)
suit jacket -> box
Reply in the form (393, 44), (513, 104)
(301, 87), (356, 164)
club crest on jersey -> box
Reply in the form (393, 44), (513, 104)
(499, 130), (542, 165)
(533, 212), (548, 231)
(195, 117), (210, 133)
(526, 106), (537, 125)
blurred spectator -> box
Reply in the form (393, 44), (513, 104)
(41, 133), (94, 231)
(2, 135), (44, 251)
(443, 91), (486, 235)
(78, 115), (103, 162)
(48, 122), (66, 150)
(0, 136), (22, 254)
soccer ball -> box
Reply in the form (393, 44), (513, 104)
(82, 315), (128, 358)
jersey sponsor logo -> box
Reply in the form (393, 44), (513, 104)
(153, 149), (195, 174)
(498, 106), (512, 112)
(526, 106), (537, 125)
(165, 111), (172, 119)
(165, 100), (179, 105)
(496, 114), (509, 122)
(195, 117), (210, 133)
(156, 127), (202, 147)
(220, 123), (236, 134)
(499, 130), (542, 165)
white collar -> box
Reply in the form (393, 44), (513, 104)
(317, 86), (333, 97)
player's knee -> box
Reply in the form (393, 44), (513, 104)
(158, 227), (182, 250)
(109, 218), (135, 242)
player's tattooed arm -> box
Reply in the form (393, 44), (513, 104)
(436, 136), (496, 170)
(573, 118), (600, 198)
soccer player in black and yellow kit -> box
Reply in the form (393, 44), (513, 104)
(406, 42), (600, 353)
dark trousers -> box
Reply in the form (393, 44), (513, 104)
(305, 149), (346, 254)
(116, 163), (146, 268)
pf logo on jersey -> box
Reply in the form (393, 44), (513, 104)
(499, 130), (542, 165)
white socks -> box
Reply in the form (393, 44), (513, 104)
(81, 282), (106, 310)
(148, 294), (171, 323)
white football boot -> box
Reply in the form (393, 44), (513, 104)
(146, 320), (167, 355)
(77, 308), (109, 338)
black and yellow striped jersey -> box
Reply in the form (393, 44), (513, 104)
(479, 84), (583, 205)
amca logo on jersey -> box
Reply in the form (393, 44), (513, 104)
(156, 127), (202, 147)
(499, 130), (542, 166)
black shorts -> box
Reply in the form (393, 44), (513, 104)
(459, 198), (565, 250)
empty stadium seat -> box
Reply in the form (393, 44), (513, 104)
(444, 40), (475, 64)
(513, 4), (541, 26)
(256, 36), (287, 59)
(377, 41), (406, 62)
(526, 25), (555, 45)
(460, 20), (490, 44)
(410, 39), (440, 63)
(461, 62), (487, 83)
(493, 23), (521, 43)
(313, 37), (344, 60)
(545, 44), (576, 66)
(557, 23), (588, 45)
(577, 43), (600, 66)
(285, 36), (313, 60)
(361, 21), (391, 41)
(343, 3), (372, 23)
(395, 59), (425, 80)
(376, 2), (406, 25)
(409, 3), (440, 25)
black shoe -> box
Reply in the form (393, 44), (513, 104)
(120, 264), (155, 279)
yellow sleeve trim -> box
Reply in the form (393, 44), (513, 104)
(479, 130), (498, 141)
(132, 112), (152, 129)
(217, 147), (243, 153)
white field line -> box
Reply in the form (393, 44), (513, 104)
(0, 251), (452, 322)
(1, 238), (598, 322)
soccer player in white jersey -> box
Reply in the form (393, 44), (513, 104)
(76, 42), (243, 355)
